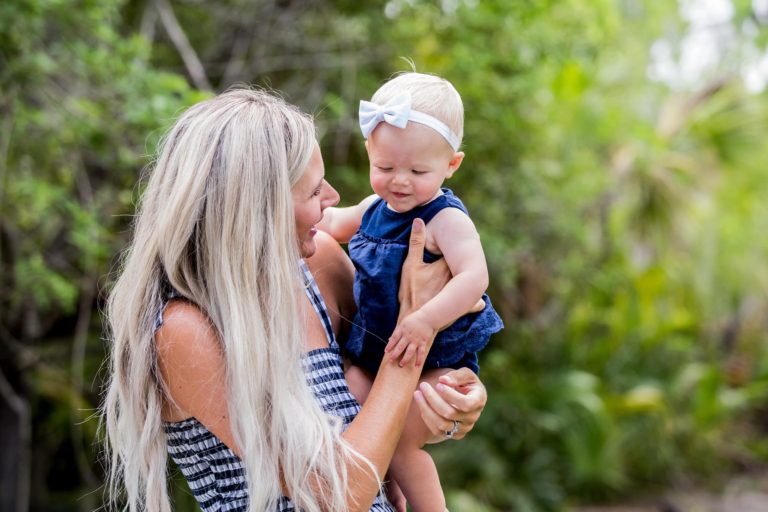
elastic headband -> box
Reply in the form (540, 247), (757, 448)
(358, 93), (461, 151)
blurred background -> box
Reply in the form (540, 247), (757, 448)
(2, 0), (768, 510)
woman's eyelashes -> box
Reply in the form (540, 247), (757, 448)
(311, 179), (326, 197)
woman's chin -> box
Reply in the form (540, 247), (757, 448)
(300, 239), (316, 258)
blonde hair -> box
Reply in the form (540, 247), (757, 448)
(102, 88), (367, 511)
(371, 71), (464, 147)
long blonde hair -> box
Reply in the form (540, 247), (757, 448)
(102, 88), (364, 511)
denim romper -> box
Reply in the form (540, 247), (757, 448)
(346, 188), (503, 375)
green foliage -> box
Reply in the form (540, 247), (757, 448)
(1, 0), (203, 508)
(380, 0), (768, 509)
(4, 0), (768, 510)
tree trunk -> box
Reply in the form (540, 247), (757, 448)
(0, 363), (30, 512)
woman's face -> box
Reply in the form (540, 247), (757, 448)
(292, 143), (339, 258)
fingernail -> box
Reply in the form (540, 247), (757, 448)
(414, 391), (423, 401)
(412, 219), (423, 232)
(436, 383), (446, 392)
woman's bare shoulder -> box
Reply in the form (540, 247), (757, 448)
(156, 300), (218, 349)
(154, 300), (236, 446)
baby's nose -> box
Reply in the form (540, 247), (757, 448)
(392, 172), (409, 185)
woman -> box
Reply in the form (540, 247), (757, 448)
(102, 88), (487, 512)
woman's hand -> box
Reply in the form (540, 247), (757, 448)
(397, 219), (451, 320)
(413, 367), (488, 443)
(397, 218), (484, 326)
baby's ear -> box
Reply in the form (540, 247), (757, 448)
(446, 151), (465, 178)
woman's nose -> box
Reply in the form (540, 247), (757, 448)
(322, 181), (340, 208)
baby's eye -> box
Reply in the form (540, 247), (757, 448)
(312, 188), (321, 197)
(412, 170), (427, 175)
(376, 166), (393, 172)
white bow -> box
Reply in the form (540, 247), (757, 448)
(358, 93), (412, 139)
(357, 93), (462, 151)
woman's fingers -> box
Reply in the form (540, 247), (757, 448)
(439, 366), (477, 388)
(413, 368), (489, 444)
(397, 219), (451, 319)
(437, 369), (487, 420)
(404, 218), (427, 265)
(433, 383), (483, 423)
(413, 388), (460, 439)
(418, 381), (463, 420)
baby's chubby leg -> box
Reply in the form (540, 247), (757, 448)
(388, 368), (451, 512)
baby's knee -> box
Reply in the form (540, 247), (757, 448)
(394, 438), (428, 460)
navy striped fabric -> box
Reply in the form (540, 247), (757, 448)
(161, 261), (394, 511)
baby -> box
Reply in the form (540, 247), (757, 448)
(319, 72), (503, 511)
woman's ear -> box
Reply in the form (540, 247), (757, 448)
(446, 151), (465, 178)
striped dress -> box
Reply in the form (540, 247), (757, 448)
(161, 261), (394, 511)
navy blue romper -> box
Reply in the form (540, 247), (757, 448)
(346, 188), (503, 375)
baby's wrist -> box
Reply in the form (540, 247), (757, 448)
(413, 308), (440, 333)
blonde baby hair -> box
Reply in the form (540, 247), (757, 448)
(371, 72), (464, 148)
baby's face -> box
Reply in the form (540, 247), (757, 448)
(366, 122), (460, 213)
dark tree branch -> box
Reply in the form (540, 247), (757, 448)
(0, 367), (30, 512)
(153, 0), (212, 91)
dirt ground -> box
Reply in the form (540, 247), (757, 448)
(572, 474), (768, 512)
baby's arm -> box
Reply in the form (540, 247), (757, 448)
(386, 208), (489, 367)
(317, 194), (377, 243)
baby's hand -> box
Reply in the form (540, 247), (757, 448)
(385, 310), (437, 368)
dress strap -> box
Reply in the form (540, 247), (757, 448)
(299, 260), (337, 348)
